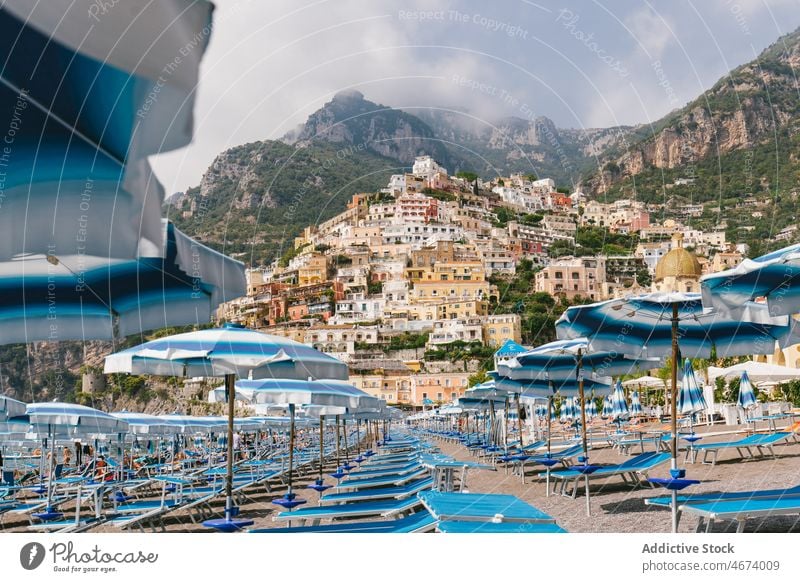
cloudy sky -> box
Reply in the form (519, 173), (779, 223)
(152, 0), (800, 193)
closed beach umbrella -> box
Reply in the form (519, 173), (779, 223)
(602, 394), (614, 418)
(737, 370), (758, 414)
(630, 391), (643, 416)
(585, 398), (598, 420)
(678, 359), (707, 433)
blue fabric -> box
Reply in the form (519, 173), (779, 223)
(556, 293), (797, 359)
(737, 371), (758, 409)
(678, 359), (707, 416)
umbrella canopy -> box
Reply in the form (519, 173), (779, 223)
(622, 376), (666, 389)
(678, 360), (708, 417)
(707, 361), (800, 385)
(158, 414), (228, 434)
(491, 374), (612, 398)
(104, 323), (348, 380)
(111, 411), (179, 436)
(0, 1), (212, 262)
(556, 292), (799, 359)
(0, 221), (245, 344)
(24, 402), (129, 434)
(497, 338), (661, 380)
(1, 395), (26, 421)
(737, 370), (758, 410)
(700, 243), (800, 317)
(494, 339), (528, 358)
(630, 391), (643, 416)
(234, 378), (377, 409)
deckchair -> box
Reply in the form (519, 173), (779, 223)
(679, 497), (800, 532)
(252, 511), (436, 533)
(436, 520), (567, 533)
(544, 451), (671, 498)
(273, 495), (422, 526)
(692, 432), (791, 466)
(320, 477), (433, 505)
(418, 491), (556, 524)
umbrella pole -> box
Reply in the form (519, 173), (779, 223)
(224, 373), (235, 521)
(516, 394), (524, 448)
(318, 416), (324, 482)
(287, 403), (296, 497)
(670, 303), (680, 533)
(577, 350), (591, 517)
(356, 420), (361, 455)
(335, 415), (341, 468)
(343, 417), (349, 464)
(546, 396), (553, 497)
(504, 398), (509, 452)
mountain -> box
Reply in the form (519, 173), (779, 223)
(284, 90), (634, 186)
(284, 89), (451, 167)
(168, 140), (398, 265)
(584, 27), (800, 206)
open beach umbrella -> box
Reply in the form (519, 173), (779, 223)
(0, 1), (212, 263)
(494, 337), (658, 515)
(105, 324), (348, 531)
(737, 370), (758, 414)
(630, 391), (643, 416)
(556, 291), (799, 532)
(233, 379), (377, 507)
(700, 242), (800, 317)
(0, 220), (245, 343)
(678, 359), (707, 433)
(16, 402), (129, 519)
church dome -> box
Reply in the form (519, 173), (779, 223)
(654, 234), (702, 282)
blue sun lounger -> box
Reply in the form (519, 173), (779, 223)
(679, 497), (800, 532)
(274, 495), (422, 526)
(320, 478), (433, 505)
(336, 468), (428, 491)
(436, 520), (567, 533)
(418, 491), (556, 524)
(252, 510), (437, 533)
(692, 432), (791, 466)
(347, 462), (421, 478)
(544, 451), (671, 498)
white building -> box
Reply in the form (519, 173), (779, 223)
(412, 155), (447, 179)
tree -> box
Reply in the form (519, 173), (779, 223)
(456, 171), (479, 182)
(468, 370), (490, 387)
(636, 268), (652, 287)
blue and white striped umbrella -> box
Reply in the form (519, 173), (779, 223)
(0, 221), (244, 344)
(560, 397), (578, 422)
(104, 323), (348, 381)
(630, 391), (643, 416)
(585, 398), (598, 420)
(533, 401), (548, 418)
(737, 370), (758, 410)
(0, 395), (26, 421)
(556, 292), (800, 359)
(235, 378), (378, 410)
(602, 394), (614, 418)
(678, 359), (708, 417)
(610, 380), (629, 420)
(497, 338), (662, 381)
(490, 373), (612, 398)
(0, 2), (212, 262)
(701, 243), (800, 317)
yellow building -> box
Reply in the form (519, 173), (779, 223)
(298, 253), (329, 286)
(409, 262), (492, 303)
(483, 314), (522, 347)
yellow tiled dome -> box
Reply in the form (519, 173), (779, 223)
(655, 246), (702, 281)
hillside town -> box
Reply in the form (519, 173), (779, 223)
(217, 155), (751, 408)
